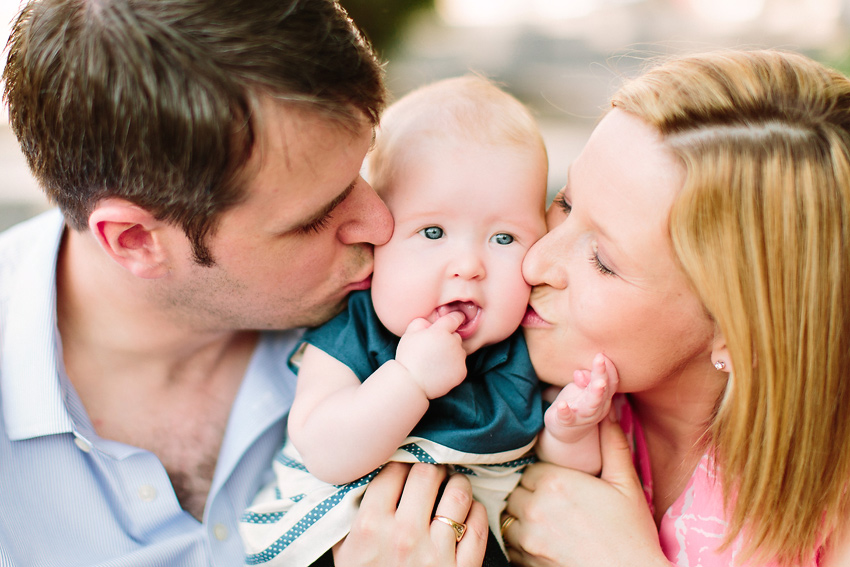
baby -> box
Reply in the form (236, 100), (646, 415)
(240, 75), (617, 566)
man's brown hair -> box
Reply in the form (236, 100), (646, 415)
(3, 0), (386, 264)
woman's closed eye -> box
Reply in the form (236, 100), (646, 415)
(554, 194), (572, 215)
(590, 243), (615, 276)
(555, 193), (613, 275)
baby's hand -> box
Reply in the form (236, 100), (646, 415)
(395, 312), (467, 399)
(545, 353), (618, 442)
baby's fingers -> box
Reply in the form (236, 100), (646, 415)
(427, 311), (465, 334)
(592, 353), (620, 392)
(572, 378), (608, 416)
(545, 397), (577, 429)
(404, 317), (431, 334)
(590, 353), (607, 382)
(572, 369), (591, 389)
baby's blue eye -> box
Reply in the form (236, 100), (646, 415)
(420, 226), (444, 240)
(491, 233), (514, 245)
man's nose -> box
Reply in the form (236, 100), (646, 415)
(337, 177), (393, 246)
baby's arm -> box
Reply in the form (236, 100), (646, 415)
(287, 311), (467, 485)
(535, 353), (618, 475)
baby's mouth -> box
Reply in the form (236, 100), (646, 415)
(436, 301), (481, 334)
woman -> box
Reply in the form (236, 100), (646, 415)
(503, 49), (850, 566)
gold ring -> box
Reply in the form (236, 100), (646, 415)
(500, 514), (516, 537)
(433, 515), (467, 542)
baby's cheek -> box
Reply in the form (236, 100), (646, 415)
(484, 285), (533, 346)
(503, 278), (533, 322)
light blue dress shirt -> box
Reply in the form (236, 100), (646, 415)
(0, 210), (300, 567)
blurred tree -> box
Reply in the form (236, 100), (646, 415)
(340, 0), (434, 57)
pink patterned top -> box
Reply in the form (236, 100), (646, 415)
(614, 395), (822, 567)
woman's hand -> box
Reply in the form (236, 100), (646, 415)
(333, 462), (488, 567)
(503, 415), (669, 567)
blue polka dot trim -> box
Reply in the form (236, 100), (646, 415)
(398, 443), (436, 463)
(244, 468), (380, 564)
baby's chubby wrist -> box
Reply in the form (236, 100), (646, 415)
(383, 359), (435, 401)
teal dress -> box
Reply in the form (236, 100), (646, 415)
(240, 290), (542, 566)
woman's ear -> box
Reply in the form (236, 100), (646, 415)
(710, 328), (732, 374)
(88, 198), (172, 279)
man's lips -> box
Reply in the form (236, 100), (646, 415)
(521, 305), (550, 328)
(346, 274), (372, 291)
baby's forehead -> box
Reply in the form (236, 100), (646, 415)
(383, 139), (545, 197)
(386, 132), (547, 179)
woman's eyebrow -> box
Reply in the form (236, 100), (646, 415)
(567, 165), (618, 243)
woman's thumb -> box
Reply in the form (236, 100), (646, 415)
(599, 413), (640, 487)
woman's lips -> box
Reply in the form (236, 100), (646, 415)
(521, 305), (550, 328)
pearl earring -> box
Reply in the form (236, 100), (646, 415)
(714, 360), (726, 371)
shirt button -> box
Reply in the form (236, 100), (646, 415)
(138, 484), (157, 502)
(73, 434), (92, 453)
(213, 523), (229, 541)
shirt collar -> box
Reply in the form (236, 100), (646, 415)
(2, 210), (75, 440)
(211, 330), (301, 495)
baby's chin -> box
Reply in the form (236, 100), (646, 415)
(459, 327), (518, 355)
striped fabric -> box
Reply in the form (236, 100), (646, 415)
(240, 436), (536, 566)
(0, 211), (300, 567)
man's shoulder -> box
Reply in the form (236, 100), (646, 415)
(0, 210), (63, 289)
(0, 209), (62, 262)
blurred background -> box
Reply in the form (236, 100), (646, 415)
(1, 0), (849, 230)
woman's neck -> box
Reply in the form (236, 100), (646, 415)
(628, 365), (727, 524)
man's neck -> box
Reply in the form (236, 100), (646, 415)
(57, 228), (249, 374)
(55, 229), (258, 519)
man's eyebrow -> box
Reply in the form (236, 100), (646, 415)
(294, 178), (357, 229)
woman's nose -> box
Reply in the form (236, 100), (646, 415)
(523, 229), (567, 289)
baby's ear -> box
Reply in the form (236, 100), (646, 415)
(88, 198), (171, 279)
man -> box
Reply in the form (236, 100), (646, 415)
(0, 1), (487, 565)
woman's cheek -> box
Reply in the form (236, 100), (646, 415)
(524, 328), (569, 386)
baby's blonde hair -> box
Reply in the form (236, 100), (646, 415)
(614, 49), (850, 566)
(368, 74), (547, 196)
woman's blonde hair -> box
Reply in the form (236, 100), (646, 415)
(613, 49), (850, 565)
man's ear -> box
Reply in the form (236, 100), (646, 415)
(88, 198), (172, 279)
(710, 328), (733, 374)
